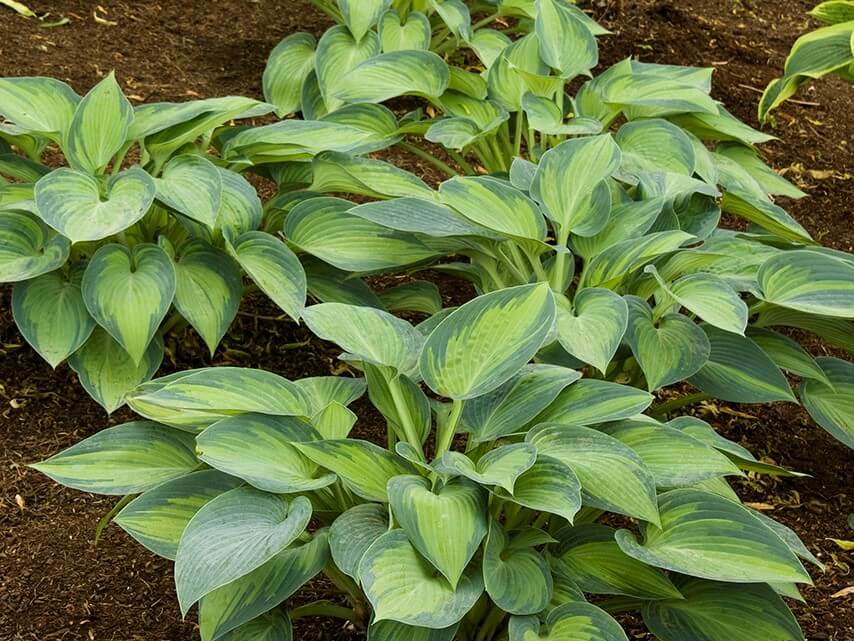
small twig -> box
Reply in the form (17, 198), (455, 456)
(738, 83), (821, 107)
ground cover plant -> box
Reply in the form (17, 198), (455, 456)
(759, 0), (854, 123)
(35, 284), (823, 641)
(3, 0), (852, 640)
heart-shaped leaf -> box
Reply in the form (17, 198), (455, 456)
(379, 9), (431, 52)
(555, 289), (628, 373)
(115, 469), (243, 560)
(421, 283), (556, 399)
(263, 33), (317, 116)
(535, 0), (599, 79)
(616, 489), (810, 584)
(483, 520), (553, 615)
(329, 503), (390, 581)
(502, 454), (582, 523)
(82, 243), (176, 364)
(315, 25), (380, 111)
(623, 296), (710, 390)
(155, 154), (222, 228)
(174, 240), (243, 355)
(359, 529), (484, 628)
(32, 420), (196, 495)
(197, 414), (335, 494)
(35, 167), (156, 243)
(0, 76), (79, 138)
(334, 50), (449, 103)
(388, 475), (488, 589)
(12, 268), (95, 367)
(435, 444), (537, 494)
(175, 488), (312, 615)
(69, 328), (163, 412)
(0, 211), (70, 282)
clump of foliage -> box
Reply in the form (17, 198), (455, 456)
(760, 0), (854, 122)
(35, 286), (823, 641)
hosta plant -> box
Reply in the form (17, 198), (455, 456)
(759, 0), (854, 123)
(0, 73), (315, 410)
(34, 284), (821, 641)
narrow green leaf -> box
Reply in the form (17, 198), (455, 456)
(32, 420), (196, 495)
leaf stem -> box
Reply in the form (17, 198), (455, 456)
(447, 148), (477, 175)
(387, 375), (425, 455)
(93, 494), (135, 544)
(650, 391), (712, 417)
(397, 141), (460, 178)
(435, 398), (464, 457)
(289, 601), (356, 621)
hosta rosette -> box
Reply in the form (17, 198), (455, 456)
(35, 284), (818, 641)
(0, 73), (313, 409)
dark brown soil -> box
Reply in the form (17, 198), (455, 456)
(1, 1), (852, 640)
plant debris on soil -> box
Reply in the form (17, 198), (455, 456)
(0, 1), (852, 640)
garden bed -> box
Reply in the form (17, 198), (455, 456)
(0, 0), (851, 639)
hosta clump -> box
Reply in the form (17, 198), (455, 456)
(35, 285), (820, 641)
(760, 0), (854, 123)
(0, 74), (310, 410)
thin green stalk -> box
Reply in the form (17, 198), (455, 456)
(447, 148), (477, 175)
(397, 141), (459, 178)
(472, 12), (500, 30)
(513, 110), (524, 158)
(435, 398), (464, 457)
(489, 136), (508, 171)
(473, 139), (501, 173)
(94, 494), (135, 544)
(323, 563), (366, 615)
(650, 392), (712, 417)
(598, 596), (644, 615)
(475, 605), (506, 641)
(524, 249), (549, 283)
(289, 600), (356, 621)
(548, 228), (572, 292)
(110, 141), (134, 177)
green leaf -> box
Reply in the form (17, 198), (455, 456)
(311, 401), (358, 440)
(758, 250), (854, 318)
(359, 529), (484, 628)
(174, 488), (312, 615)
(746, 327), (832, 384)
(263, 33), (317, 116)
(32, 420), (196, 495)
(82, 243), (175, 364)
(615, 119), (695, 175)
(369, 620), (458, 641)
(648, 267), (748, 335)
(0, 211), (69, 282)
(128, 96), (270, 142)
(330, 503), (390, 581)
(217, 611), (292, 641)
(34, 167), (156, 243)
(642, 577), (804, 641)
(334, 50), (449, 103)
(379, 9), (431, 52)
(554, 523), (682, 599)
(532, 379), (653, 426)
(224, 230), (305, 322)
(127, 367), (310, 431)
(469, 28), (512, 67)
(508, 602), (628, 641)
(285, 196), (436, 272)
(199, 532), (328, 641)
(434, 444), (537, 494)
(174, 240), (243, 355)
(439, 175), (548, 246)
(155, 154), (222, 228)
(338, 0), (390, 40)
(217, 168), (263, 235)
(531, 135), (620, 236)
(464, 364), (580, 443)
(302, 302), (424, 377)
(502, 454), (582, 523)
(69, 328), (163, 412)
(315, 25), (381, 111)
(294, 439), (417, 502)
(65, 72), (133, 174)
(12, 269), (95, 367)
(535, 0), (598, 79)
(349, 197), (494, 238)
(380, 280), (443, 315)
(527, 424), (660, 524)
(604, 421), (741, 487)
(0, 76), (79, 138)
(114, 469), (242, 560)
(483, 521), (553, 615)
(688, 325), (795, 403)
(554, 289), (627, 374)
(616, 489), (810, 584)
(388, 475), (488, 588)
(623, 296), (710, 391)
(430, 0), (472, 41)
(295, 375), (367, 415)
(311, 151), (433, 199)
(800, 357), (854, 448)
(421, 283), (556, 399)
(197, 414), (335, 494)
(366, 365), (432, 443)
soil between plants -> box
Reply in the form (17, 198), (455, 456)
(0, 1), (852, 640)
